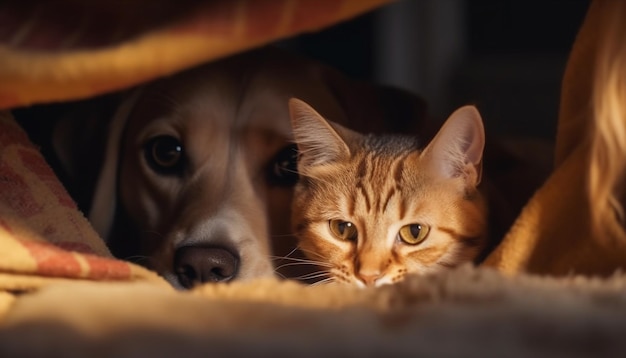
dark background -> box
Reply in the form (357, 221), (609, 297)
(282, 0), (590, 139)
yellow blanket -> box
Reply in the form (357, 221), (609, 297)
(483, 0), (626, 275)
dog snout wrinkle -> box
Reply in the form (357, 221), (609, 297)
(175, 246), (239, 289)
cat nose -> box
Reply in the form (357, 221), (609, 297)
(358, 271), (382, 286)
(174, 246), (239, 289)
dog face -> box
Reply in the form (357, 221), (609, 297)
(117, 76), (281, 287)
(88, 49), (345, 288)
(80, 47), (427, 288)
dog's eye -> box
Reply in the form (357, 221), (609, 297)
(144, 135), (185, 175)
(267, 144), (299, 187)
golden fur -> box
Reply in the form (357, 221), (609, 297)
(290, 99), (487, 287)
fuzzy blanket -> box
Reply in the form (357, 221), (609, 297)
(1, 0), (626, 356)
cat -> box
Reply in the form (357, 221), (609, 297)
(289, 98), (488, 287)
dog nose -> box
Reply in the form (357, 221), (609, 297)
(175, 246), (239, 289)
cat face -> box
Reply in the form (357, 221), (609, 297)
(289, 99), (487, 287)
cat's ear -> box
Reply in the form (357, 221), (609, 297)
(422, 105), (485, 186)
(289, 98), (351, 168)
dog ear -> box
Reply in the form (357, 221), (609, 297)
(88, 89), (143, 242)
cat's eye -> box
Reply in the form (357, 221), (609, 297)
(398, 224), (430, 245)
(329, 220), (358, 241)
(266, 144), (299, 187)
(144, 135), (185, 175)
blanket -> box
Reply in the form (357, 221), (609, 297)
(1, 0), (626, 356)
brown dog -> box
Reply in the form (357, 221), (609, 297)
(16, 47), (427, 289)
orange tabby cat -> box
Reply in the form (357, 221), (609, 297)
(289, 98), (487, 287)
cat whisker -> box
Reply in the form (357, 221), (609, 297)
(309, 277), (336, 286)
(294, 170), (319, 180)
(270, 255), (333, 266)
(270, 245), (332, 270)
(268, 245), (304, 263)
(282, 245), (302, 259)
(296, 271), (331, 281)
(280, 166), (299, 176)
(296, 247), (327, 261)
(273, 260), (332, 272)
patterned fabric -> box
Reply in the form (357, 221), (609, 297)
(0, 112), (164, 291)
